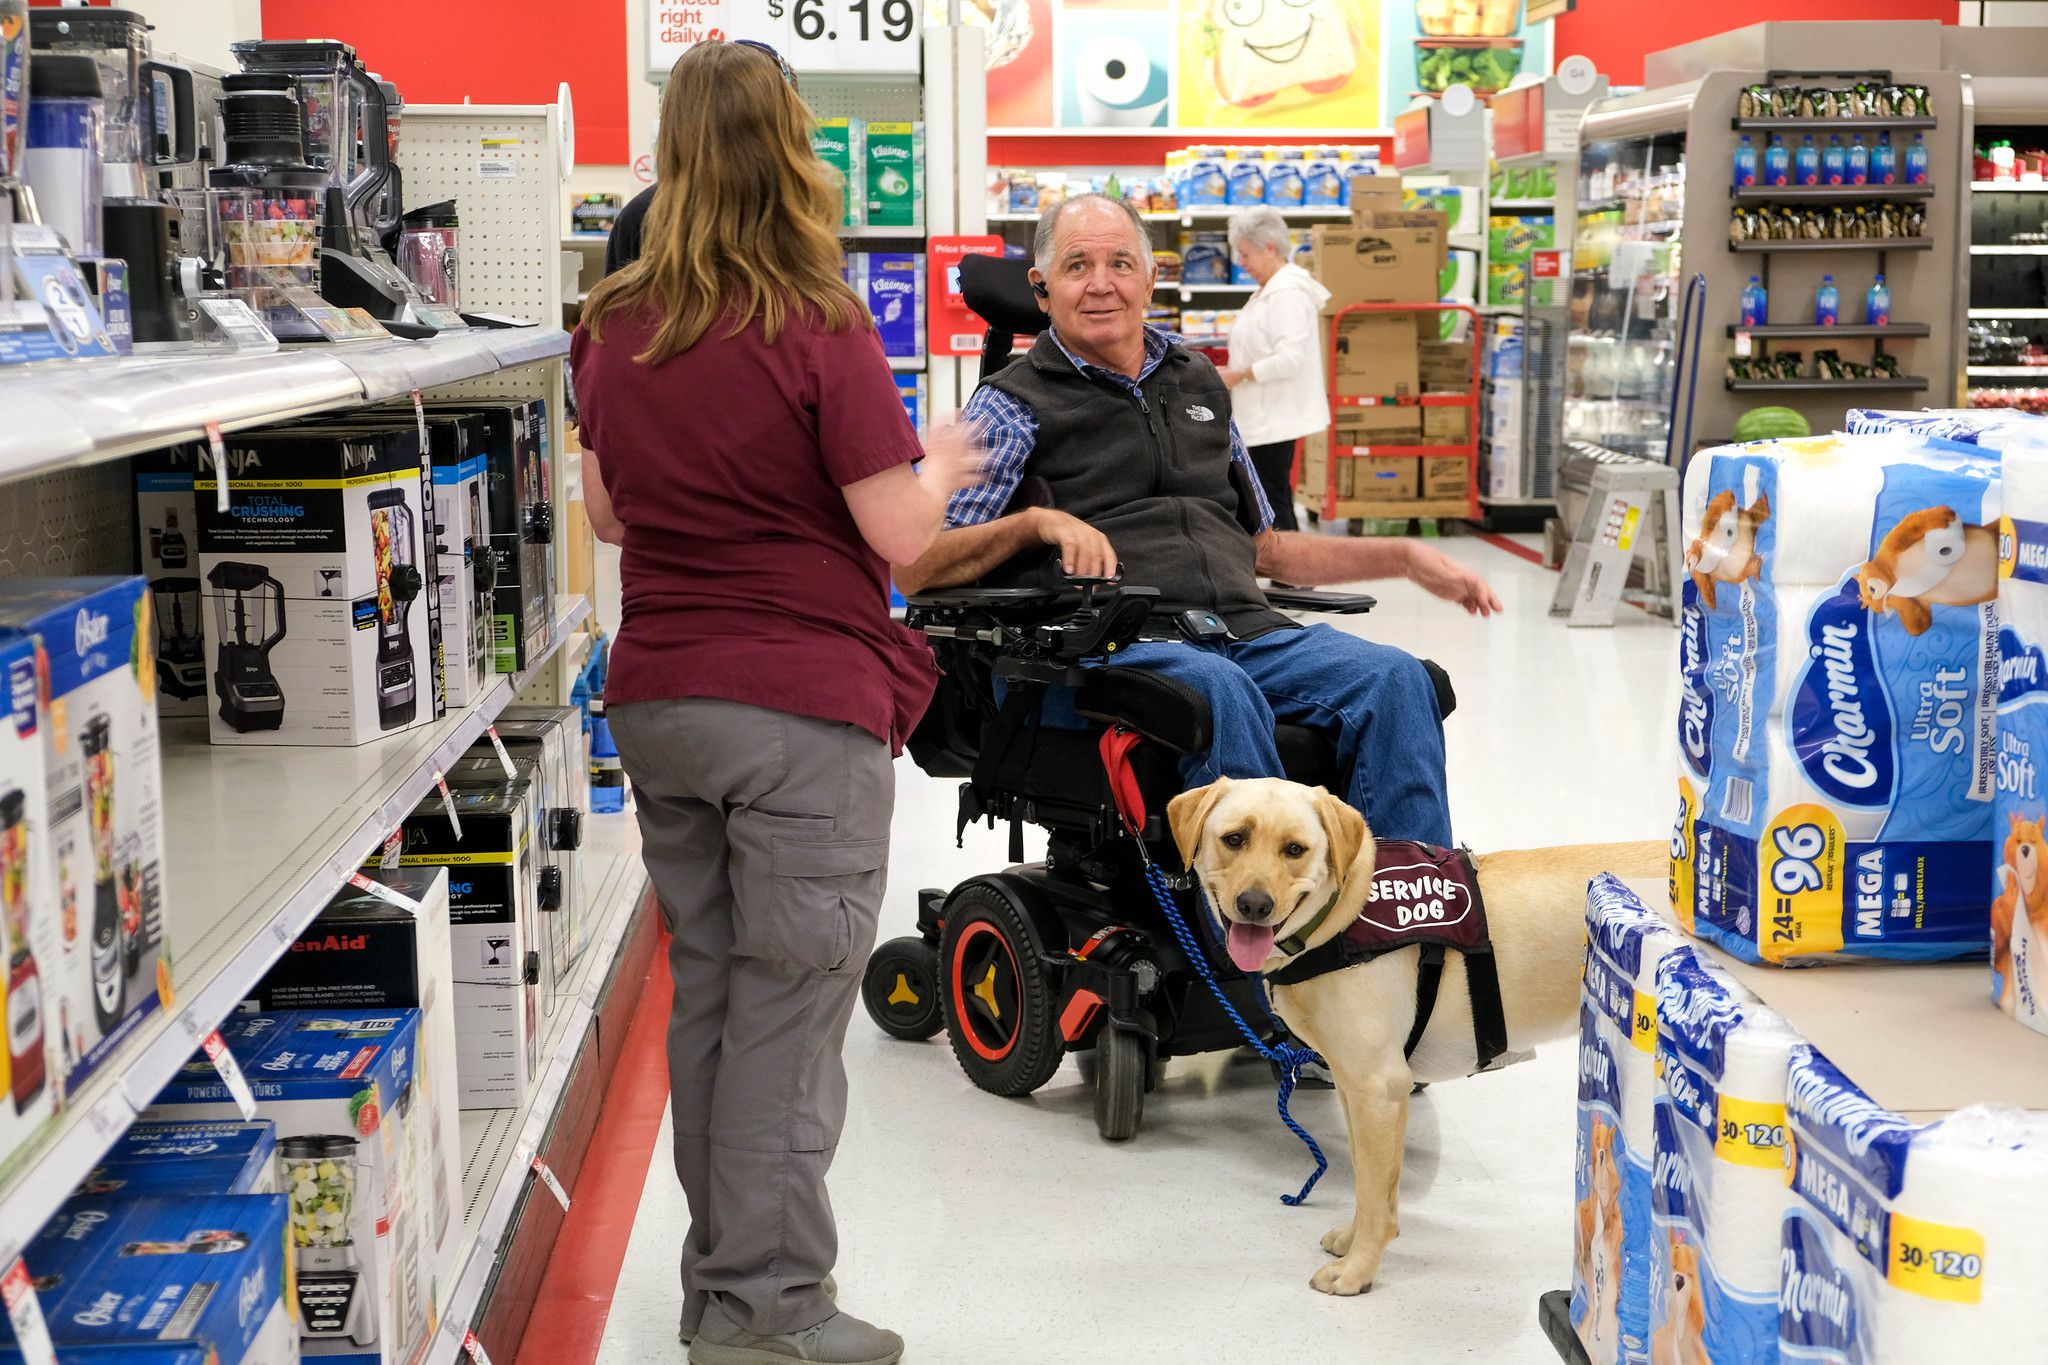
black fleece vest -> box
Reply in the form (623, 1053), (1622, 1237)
(983, 334), (1294, 640)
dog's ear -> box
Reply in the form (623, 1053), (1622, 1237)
(1166, 779), (1232, 866)
(1313, 788), (1371, 885)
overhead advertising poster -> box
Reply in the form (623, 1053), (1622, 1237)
(1174, 0), (1381, 132)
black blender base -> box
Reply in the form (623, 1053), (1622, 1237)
(378, 698), (417, 730)
(219, 704), (285, 733)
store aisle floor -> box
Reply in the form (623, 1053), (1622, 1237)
(585, 534), (1679, 1365)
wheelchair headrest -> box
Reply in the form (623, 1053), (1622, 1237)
(960, 254), (1047, 337)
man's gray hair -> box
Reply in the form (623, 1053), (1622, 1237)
(1032, 193), (1152, 275)
(1227, 205), (1292, 257)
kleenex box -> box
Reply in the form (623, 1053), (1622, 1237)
(81, 1120), (278, 1198)
(856, 254), (925, 360)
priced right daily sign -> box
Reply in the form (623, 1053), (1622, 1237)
(645, 0), (921, 79)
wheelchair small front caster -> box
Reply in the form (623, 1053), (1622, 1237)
(1094, 1026), (1146, 1142)
(862, 937), (944, 1041)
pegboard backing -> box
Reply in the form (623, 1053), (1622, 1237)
(399, 106), (566, 324)
(0, 464), (139, 578)
(805, 77), (923, 123)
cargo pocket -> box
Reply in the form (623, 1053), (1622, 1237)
(754, 835), (889, 974)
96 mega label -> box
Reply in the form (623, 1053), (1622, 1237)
(1759, 805), (1849, 961)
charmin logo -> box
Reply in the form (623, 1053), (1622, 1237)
(1790, 582), (1894, 806)
(1999, 626), (2048, 705)
(1779, 1228), (1857, 1341)
(1186, 405), (1215, 422)
(73, 607), (110, 658)
(1679, 597), (1715, 779)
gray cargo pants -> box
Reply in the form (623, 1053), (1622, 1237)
(607, 697), (894, 1338)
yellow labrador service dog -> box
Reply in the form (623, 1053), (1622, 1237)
(1167, 775), (1661, 1298)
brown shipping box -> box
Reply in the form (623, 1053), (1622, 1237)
(1328, 312), (1422, 445)
(1416, 340), (1471, 391)
(1422, 406), (1469, 445)
(1421, 455), (1470, 501)
(1300, 433), (1420, 502)
(1312, 224), (1440, 311)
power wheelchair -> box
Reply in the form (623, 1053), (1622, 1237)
(855, 255), (1455, 1141)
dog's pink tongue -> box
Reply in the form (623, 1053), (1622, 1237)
(1227, 923), (1277, 973)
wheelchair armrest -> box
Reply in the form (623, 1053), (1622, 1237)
(1263, 587), (1377, 615)
(902, 586), (1064, 613)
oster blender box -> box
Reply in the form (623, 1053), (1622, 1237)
(7, 1196), (293, 1365)
(81, 1120), (278, 1197)
(423, 401), (552, 674)
(133, 445), (208, 719)
(0, 577), (168, 1097)
(193, 426), (435, 746)
(145, 1010), (447, 1365)
(0, 632), (59, 1160)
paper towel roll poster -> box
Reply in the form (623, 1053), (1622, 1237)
(1076, 36), (1168, 127)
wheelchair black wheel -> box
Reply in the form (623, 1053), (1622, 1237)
(1093, 1026), (1146, 1142)
(939, 886), (1062, 1098)
(862, 937), (944, 1041)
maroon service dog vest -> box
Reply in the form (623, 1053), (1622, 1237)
(1262, 842), (1510, 1072)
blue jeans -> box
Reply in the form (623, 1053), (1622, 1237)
(1045, 623), (1453, 846)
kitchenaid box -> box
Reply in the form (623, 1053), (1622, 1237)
(81, 1120), (279, 1197)
(6, 1195), (294, 1365)
(422, 400), (552, 674)
(0, 633), (61, 1160)
(145, 1010), (447, 1365)
(133, 446), (207, 718)
(0, 578), (169, 1097)
(194, 426), (436, 746)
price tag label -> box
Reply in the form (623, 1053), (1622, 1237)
(413, 389), (430, 452)
(84, 1089), (134, 1143)
(532, 1155), (570, 1211)
(1733, 330), (1754, 358)
(380, 827), (403, 871)
(204, 421), (230, 512)
(1, 1260), (57, 1365)
(347, 871), (423, 913)
(435, 770), (463, 840)
(197, 296), (280, 353)
(487, 726), (518, 780)
(201, 1030), (260, 1120)
(462, 1331), (496, 1365)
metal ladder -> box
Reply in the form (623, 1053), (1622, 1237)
(1548, 443), (1682, 627)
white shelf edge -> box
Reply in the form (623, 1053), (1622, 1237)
(986, 207), (1353, 224)
(1971, 181), (2048, 191)
(562, 233), (611, 245)
(1970, 308), (2048, 318)
(0, 594), (592, 1272)
(888, 356), (926, 371)
(1491, 199), (1556, 210)
(844, 225), (926, 239)
(1971, 245), (2048, 255)
(1164, 283), (1254, 294)
(986, 125), (1393, 138)
(1966, 366), (2048, 377)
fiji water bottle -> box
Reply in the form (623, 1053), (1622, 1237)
(1873, 133), (1898, 185)
(1815, 274), (1839, 327)
(1906, 133), (1930, 185)
(589, 695), (627, 813)
(1740, 276), (1769, 328)
(1764, 135), (1790, 188)
(1733, 134), (1758, 190)
(1867, 274), (1891, 326)
(1794, 135), (1821, 187)
(1823, 136), (1848, 186)
(1848, 135), (1869, 186)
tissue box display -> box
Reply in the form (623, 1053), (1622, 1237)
(81, 1120), (278, 1197)
(854, 254), (925, 361)
(1779, 1046), (2048, 1362)
(1673, 436), (2000, 965)
(1573, 877), (1687, 1365)
(1649, 947), (1800, 1364)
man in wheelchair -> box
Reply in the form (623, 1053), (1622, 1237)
(895, 193), (1502, 849)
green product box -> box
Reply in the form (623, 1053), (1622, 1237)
(813, 118), (865, 228)
(1486, 262), (1529, 308)
(865, 121), (924, 228)
(1488, 215), (1555, 263)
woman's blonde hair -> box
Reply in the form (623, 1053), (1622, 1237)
(581, 41), (864, 362)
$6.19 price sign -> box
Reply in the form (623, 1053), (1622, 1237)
(647, 0), (919, 78)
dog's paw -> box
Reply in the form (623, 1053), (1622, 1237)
(1310, 1258), (1377, 1296)
(1321, 1224), (1354, 1257)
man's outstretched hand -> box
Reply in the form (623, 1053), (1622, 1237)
(1030, 507), (1119, 580)
(1405, 542), (1503, 617)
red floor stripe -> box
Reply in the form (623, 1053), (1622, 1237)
(513, 936), (673, 1365)
(1475, 530), (1547, 566)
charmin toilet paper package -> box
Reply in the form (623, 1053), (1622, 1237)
(1779, 1045), (2048, 1362)
(1846, 407), (2048, 447)
(1994, 436), (2048, 1031)
(1649, 946), (1800, 1364)
(1574, 876), (1688, 1365)
(1673, 435), (2000, 964)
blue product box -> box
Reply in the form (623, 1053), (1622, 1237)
(1180, 153), (1227, 207)
(1180, 233), (1230, 285)
(1224, 154), (1266, 206)
(1264, 156), (1305, 207)
(10, 1196), (293, 1365)
(82, 1121), (278, 1198)
(857, 253), (926, 360)
(0, 1348), (207, 1364)
(894, 372), (926, 434)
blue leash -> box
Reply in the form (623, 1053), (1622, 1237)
(1138, 856), (1329, 1206)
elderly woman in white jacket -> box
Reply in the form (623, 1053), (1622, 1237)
(1219, 205), (1332, 533)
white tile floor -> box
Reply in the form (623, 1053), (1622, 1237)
(593, 534), (1680, 1365)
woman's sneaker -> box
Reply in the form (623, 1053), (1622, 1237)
(680, 1278), (837, 1346)
(686, 1301), (899, 1365)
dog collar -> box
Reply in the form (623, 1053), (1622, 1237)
(1275, 891), (1343, 958)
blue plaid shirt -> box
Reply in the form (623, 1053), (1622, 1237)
(949, 325), (1275, 532)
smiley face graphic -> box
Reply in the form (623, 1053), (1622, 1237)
(1206, 0), (1358, 109)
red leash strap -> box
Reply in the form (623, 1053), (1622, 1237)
(1098, 725), (1148, 836)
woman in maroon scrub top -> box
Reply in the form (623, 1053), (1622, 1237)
(570, 40), (975, 1365)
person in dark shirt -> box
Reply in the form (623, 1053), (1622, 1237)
(603, 183), (655, 275)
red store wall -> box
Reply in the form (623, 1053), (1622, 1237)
(1550, 0), (1958, 87)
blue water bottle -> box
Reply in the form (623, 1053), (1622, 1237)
(1764, 135), (1789, 188)
(1815, 275), (1839, 327)
(589, 694), (627, 813)
(1906, 133), (1930, 185)
(1794, 135), (1820, 187)
(1733, 134), (1758, 190)
(1866, 274), (1890, 326)
(1740, 276), (1768, 328)
(1823, 136), (1847, 186)
(1848, 135), (1869, 186)
(1872, 133), (1897, 186)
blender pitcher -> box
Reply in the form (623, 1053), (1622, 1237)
(206, 562), (285, 733)
(206, 76), (324, 341)
(149, 575), (204, 702)
(368, 489), (422, 731)
(79, 714), (121, 1036)
(282, 1133), (378, 1345)
(0, 787), (43, 1113)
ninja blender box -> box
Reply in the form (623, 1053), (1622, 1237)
(6, 1195), (293, 1365)
(446, 738), (583, 1004)
(145, 1009), (448, 1365)
(81, 1120), (279, 1198)
(133, 446), (208, 719)
(0, 633), (61, 1164)
(0, 578), (169, 1099)
(193, 425), (436, 747)
(375, 787), (539, 1108)
(422, 401), (553, 674)
(496, 705), (591, 966)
